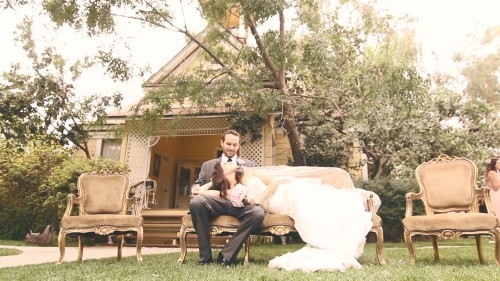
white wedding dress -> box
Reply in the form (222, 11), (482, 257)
(245, 173), (374, 272)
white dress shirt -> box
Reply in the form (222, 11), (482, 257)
(221, 155), (237, 166)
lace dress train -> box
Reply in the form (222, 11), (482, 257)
(247, 177), (373, 272)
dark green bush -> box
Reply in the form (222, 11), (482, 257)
(0, 140), (128, 240)
(355, 178), (424, 242)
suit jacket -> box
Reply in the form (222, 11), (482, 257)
(194, 157), (255, 186)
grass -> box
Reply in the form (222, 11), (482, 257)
(0, 240), (33, 247)
(0, 248), (21, 257)
(0, 238), (499, 280)
(0, 239), (29, 257)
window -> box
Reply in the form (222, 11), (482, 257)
(101, 139), (121, 161)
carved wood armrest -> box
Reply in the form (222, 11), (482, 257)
(367, 194), (377, 215)
(404, 192), (421, 218)
(479, 185), (496, 215)
(63, 194), (80, 218)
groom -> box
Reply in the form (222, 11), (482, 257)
(190, 129), (264, 266)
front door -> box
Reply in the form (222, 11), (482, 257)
(175, 162), (201, 209)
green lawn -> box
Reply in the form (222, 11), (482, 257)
(0, 240), (28, 257)
(0, 248), (21, 257)
(0, 238), (499, 280)
(0, 240), (33, 247)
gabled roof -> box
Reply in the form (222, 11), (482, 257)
(107, 25), (246, 121)
(143, 26), (246, 89)
(143, 29), (209, 89)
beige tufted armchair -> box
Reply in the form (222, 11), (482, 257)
(57, 173), (144, 263)
(402, 155), (500, 265)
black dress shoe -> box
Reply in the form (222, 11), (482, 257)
(217, 253), (234, 266)
(197, 257), (213, 265)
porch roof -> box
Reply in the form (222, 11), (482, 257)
(106, 100), (230, 125)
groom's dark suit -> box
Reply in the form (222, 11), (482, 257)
(190, 156), (264, 264)
(194, 157), (254, 186)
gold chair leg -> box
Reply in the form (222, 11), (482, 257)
(373, 226), (386, 265)
(493, 231), (500, 266)
(177, 225), (188, 263)
(431, 236), (439, 262)
(57, 230), (66, 264)
(117, 235), (123, 261)
(243, 237), (250, 265)
(136, 227), (143, 262)
(77, 235), (83, 263)
(475, 235), (486, 264)
(404, 230), (416, 264)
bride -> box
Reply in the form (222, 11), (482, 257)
(196, 162), (375, 272)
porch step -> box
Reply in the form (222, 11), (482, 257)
(141, 209), (187, 246)
(140, 208), (232, 247)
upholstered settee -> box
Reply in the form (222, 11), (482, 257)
(177, 166), (385, 265)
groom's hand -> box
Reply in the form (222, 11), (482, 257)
(191, 184), (201, 197)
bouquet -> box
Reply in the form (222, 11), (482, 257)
(231, 183), (248, 207)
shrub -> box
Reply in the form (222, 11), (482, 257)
(0, 140), (128, 239)
(355, 178), (424, 242)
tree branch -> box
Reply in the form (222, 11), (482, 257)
(244, 15), (278, 80)
(143, 0), (229, 69)
(289, 93), (344, 115)
(277, 9), (286, 84)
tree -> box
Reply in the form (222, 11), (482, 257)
(38, 0), (403, 166)
(16, 0), (499, 175)
(38, 0), (307, 164)
(456, 26), (500, 109)
(0, 0), (31, 9)
(0, 18), (123, 158)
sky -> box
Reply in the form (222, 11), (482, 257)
(0, 0), (499, 106)
(374, 0), (500, 75)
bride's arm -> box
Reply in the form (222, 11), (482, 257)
(245, 169), (279, 204)
(192, 181), (213, 195)
(193, 182), (222, 197)
(198, 190), (221, 197)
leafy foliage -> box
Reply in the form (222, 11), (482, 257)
(0, 18), (123, 158)
(455, 26), (500, 109)
(7, 0), (499, 177)
(0, 140), (128, 239)
(137, 1), (500, 176)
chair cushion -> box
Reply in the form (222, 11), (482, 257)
(181, 214), (295, 230)
(402, 213), (499, 232)
(61, 215), (143, 229)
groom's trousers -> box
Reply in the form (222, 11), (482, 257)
(189, 195), (265, 262)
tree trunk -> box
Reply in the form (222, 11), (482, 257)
(282, 103), (306, 166)
(374, 155), (390, 178)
